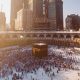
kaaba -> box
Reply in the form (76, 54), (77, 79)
(32, 43), (48, 58)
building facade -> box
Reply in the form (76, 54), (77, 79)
(10, 0), (28, 30)
(0, 12), (6, 31)
(11, 0), (63, 31)
(66, 14), (80, 31)
(55, 0), (63, 30)
(28, 0), (63, 30)
(15, 8), (33, 31)
(28, 0), (49, 30)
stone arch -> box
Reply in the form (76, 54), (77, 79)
(74, 35), (79, 38)
(46, 34), (51, 37)
(66, 34), (71, 38)
(39, 34), (44, 37)
(26, 34), (31, 37)
(53, 34), (58, 38)
(32, 34), (37, 37)
(59, 34), (64, 38)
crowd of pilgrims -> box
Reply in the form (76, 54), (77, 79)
(0, 46), (80, 80)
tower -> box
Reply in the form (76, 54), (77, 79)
(33, 0), (43, 17)
(10, 0), (28, 30)
(48, 0), (63, 30)
(10, 0), (63, 31)
(56, 0), (63, 30)
(30, 0), (63, 30)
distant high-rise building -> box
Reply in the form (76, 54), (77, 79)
(10, 0), (63, 31)
(28, 0), (48, 30)
(15, 7), (33, 31)
(48, 0), (63, 30)
(28, 0), (63, 30)
(10, 0), (28, 30)
(0, 12), (6, 31)
(10, 0), (23, 30)
(56, 0), (63, 30)
(66, 14), (80, 31)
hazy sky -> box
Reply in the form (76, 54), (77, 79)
(0, 0), (10, 24)
(0, 0), (80, 26)
(63, 0), (80, 23)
